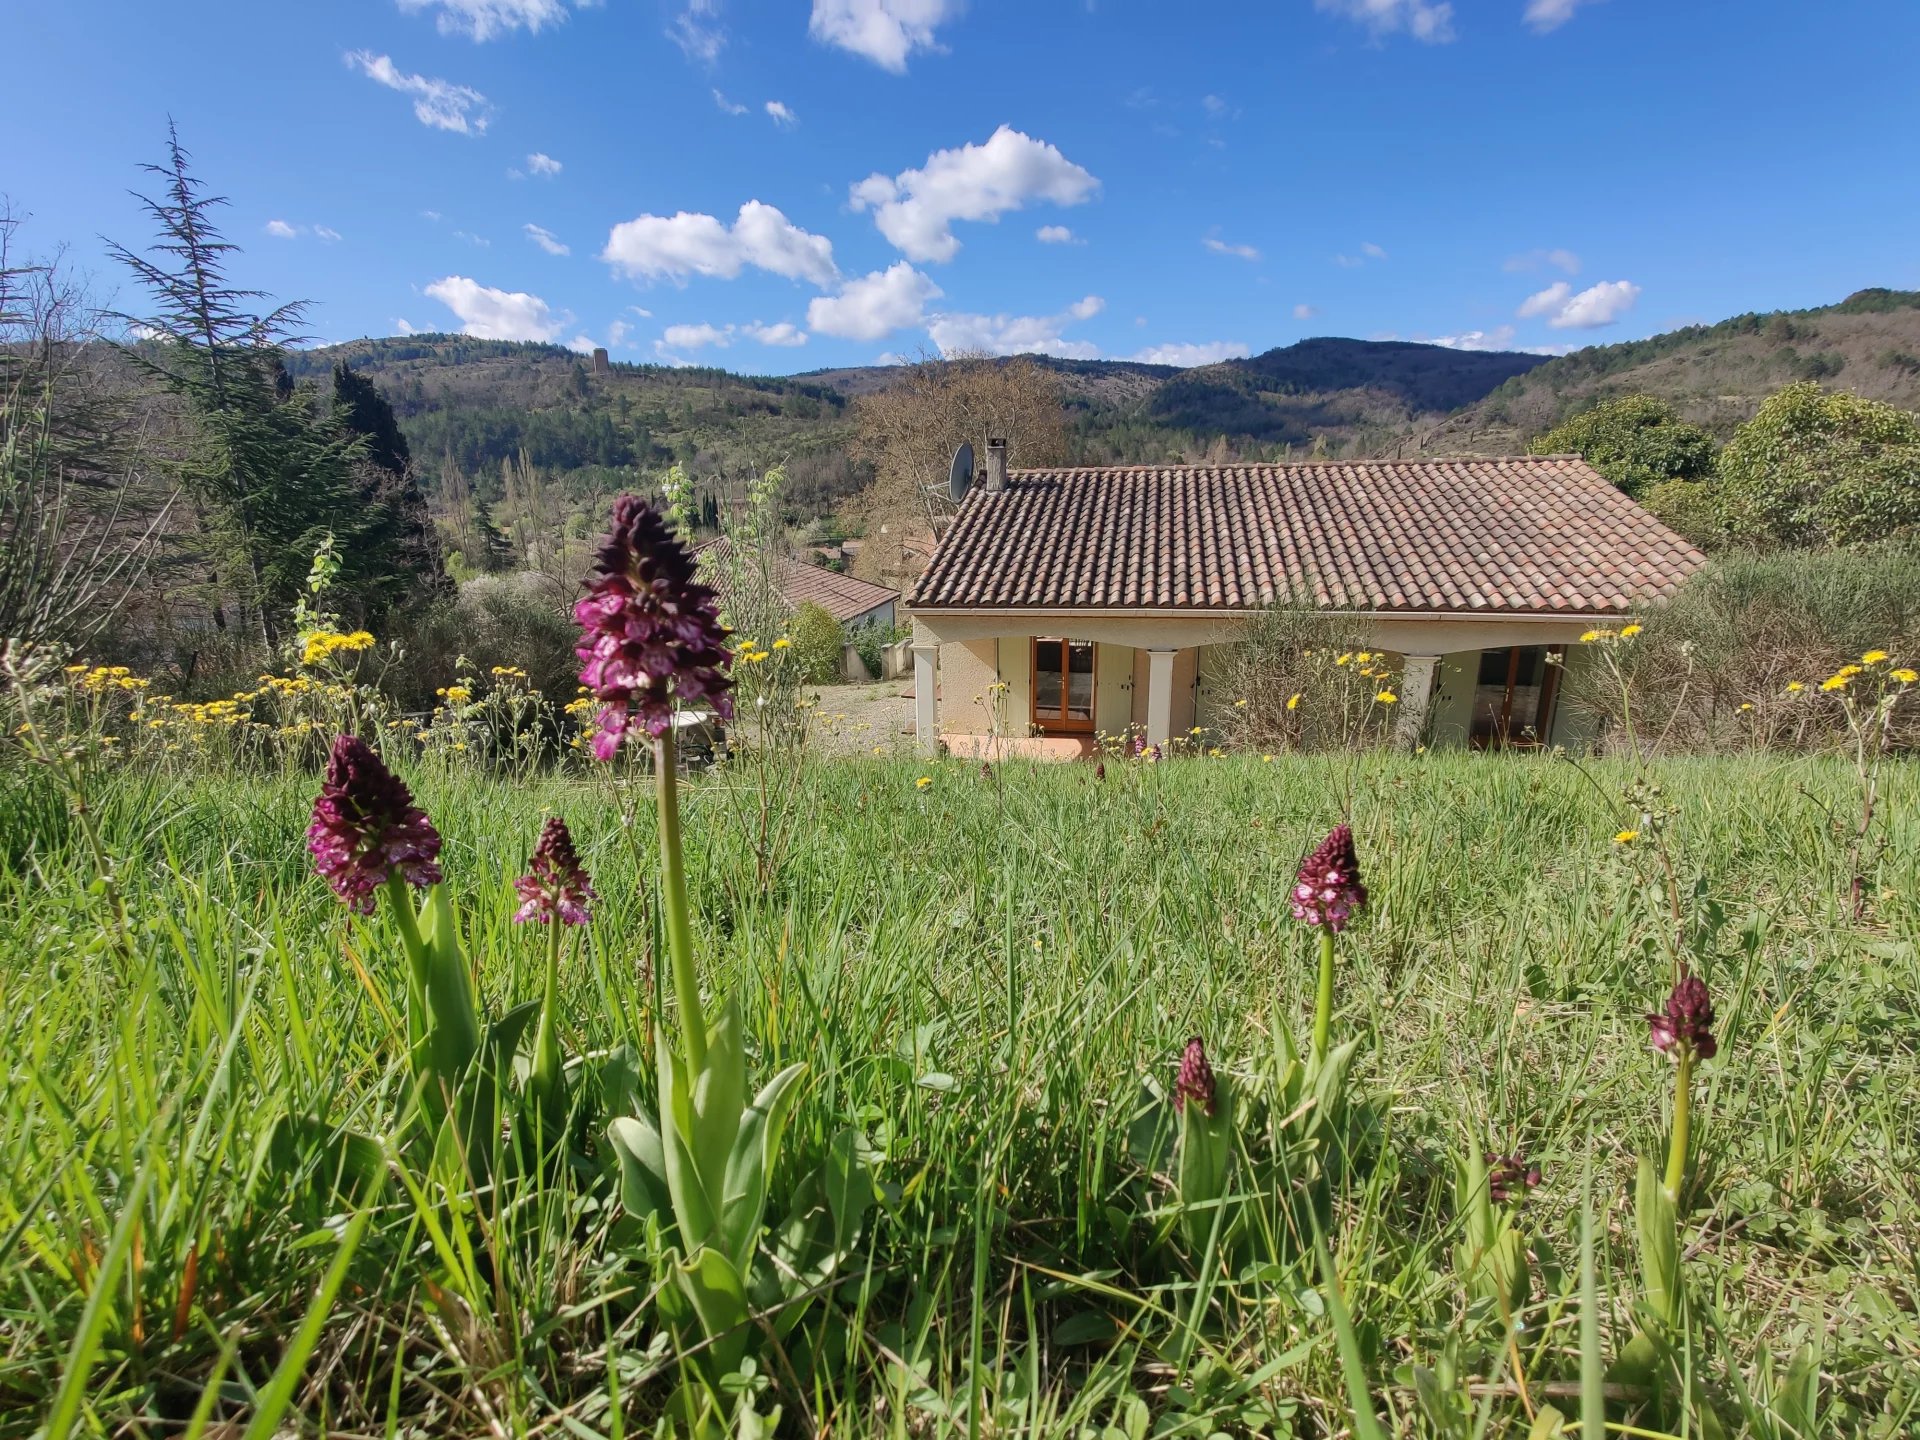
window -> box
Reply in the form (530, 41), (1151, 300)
(1469, 646), (1564, 748)
(1032, 637), (1096, 732)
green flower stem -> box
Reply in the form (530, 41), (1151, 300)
(654, 725), (705, 1066)
(1663, 1048), (1693, 1202)
(531, 912), (565, 1109)
(1313, 928), (1336, 1062)
(386, 871), (426, 972)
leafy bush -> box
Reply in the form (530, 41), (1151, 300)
(789, 601), (844, 684)
(386, 574), (579, 709)
(1211, 599), (1403, 752)
(1530, 394), (1718, 497)
(1718, 383), (1920, 547)
(1565, 539), (1920, 749)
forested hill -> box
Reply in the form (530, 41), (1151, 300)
(285, 332), (1555, 521)
(1422, 288), (1920, 454)
(289, 289), (1920, 526)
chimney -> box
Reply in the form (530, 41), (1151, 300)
(983, 436), (1008, 493)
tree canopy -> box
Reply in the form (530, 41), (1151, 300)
(1717, 382), (1920, 547)
(1529, 394), (1718, 496)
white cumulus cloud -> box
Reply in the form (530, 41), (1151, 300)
(1293, 303), (1319, 320)
(1523, 0), (1595, 32)
(1203, 235), (1260, 261)
(807, 262), (942, 341)
(808, 0), (960, 72)
(1130, 341), (1250, 367)
(344, 51), (492, 134)
(765, 100), (798, 127)
(1035, 225), (1080, 245)
(602, 201), (838, 286)
(662, 322), (732, 350)
(1517, 278), (1639, 329)
(395, 0), (573, 41)
(712, 89), (748, 115)
(926, 295), (1105, 360)
(526, 151), (562, 176)
(1315, 0), (1455, 43)
(425, 275), (569, 341)
(744, 321), (808, 347)
(265, 220), (299, 239)
(313, 225), (342, 242)
(851, 126), (1099, 263)
(525, 223), (570, 256)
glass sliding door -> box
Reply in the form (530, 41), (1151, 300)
(1469, 645), (1564, 748)
(1031, 637), (1096, 733)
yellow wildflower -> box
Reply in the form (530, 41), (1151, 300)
(1862, 650), (1889, 664)
(915, 775), (932, 790)
(1613, 829), (1638, 844)
(1579, 629), (1606, 644)
(1784, 681), (1804, 694)
(1819, 674), (1850, 692)
(1287, 693), (1301, 711)
(1620, 623), (1643, 638)
(1335, 652), (1352, 666)
(1375, 690), (1398, 704)
(301, 629), (375, 667)
(772, 637), (792, 649)
(1892, 668), (1918, 684)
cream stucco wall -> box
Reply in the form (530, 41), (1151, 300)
(919, 611), (1619, 748)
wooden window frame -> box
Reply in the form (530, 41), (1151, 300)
(1030, 636), (1097, 734)
(1476, 644), (1566, 749)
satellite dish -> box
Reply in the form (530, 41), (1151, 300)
(949, 442), (974, 503)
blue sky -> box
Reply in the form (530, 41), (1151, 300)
(9, 0), (1918, 374)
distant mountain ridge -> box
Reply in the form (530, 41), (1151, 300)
(289, 287), (1920, 522)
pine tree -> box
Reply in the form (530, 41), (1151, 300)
(332, 362), (448, 616)
(108, 124), (364, 648)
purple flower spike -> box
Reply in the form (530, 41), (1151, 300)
(307, 735), (443, 914)
(1648, 975), (1717, 1060)
(1486, 1151), (1543, 1206)
(514, 815), (598, 926)
(1175, 1036), (1217, 1116)
(1292, 824), (1368, 932)
(574, 495), (733, 760)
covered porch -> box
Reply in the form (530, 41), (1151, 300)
(909, 610), (1607, 756)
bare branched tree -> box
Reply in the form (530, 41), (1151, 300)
(0, 209), (170, 653)
(847, 350), (1068, 585)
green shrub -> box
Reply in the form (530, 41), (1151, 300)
(1718, 383), (1920, 547)
(1567, 539), (1920, 750)
(790, 601), (845, 684)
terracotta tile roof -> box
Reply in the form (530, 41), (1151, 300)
(909, 457), (1704, 615)
(696, 537), (899, 625)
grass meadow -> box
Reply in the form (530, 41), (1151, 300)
(1, 749), (1916, 1437)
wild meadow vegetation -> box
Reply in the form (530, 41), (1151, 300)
(4, 507), (1918, 1437)
(6, 130), (1920, 1439)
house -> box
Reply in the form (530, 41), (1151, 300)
(905, 441), (1705, 755)
(696, 536), (899, 631)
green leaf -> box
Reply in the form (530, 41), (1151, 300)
(609, 1113), (669, 1220)
(825, 1126), (875, 1258)
(690, 998), (749, 1199)
(659, 1030), (721, 1249)
(675, 1245), (751, 1376)
(719, 1061), (808, 1272)
(1634, 1153), (1680, 1332)
(1773, 1342), (1819, 1438)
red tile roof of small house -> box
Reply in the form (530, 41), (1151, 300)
(696, 536), (899, 624)
(908, 457), (1704, 615)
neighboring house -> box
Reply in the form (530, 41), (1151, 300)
(906, 441), (1704, 755)
(696, 536), (900, 631)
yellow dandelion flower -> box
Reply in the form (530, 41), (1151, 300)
(1738, 702), (1753, 712)
(1892, 668), (1918, 684)
(1614, 829), (1639, 844)
(1335, 653), (1352, 666)
(1375, 690), (1398, 704)
(772, 637), (792, 649)
(1620, 623), (1643, 638)
(1862, 650), (1889, 664)
(915, 775), (932, 790)
(1784, 681), (1804, 693)
(1579, 629), (1606, 644)
(1234, 697), (1248, 708)
(1286, 693), (1301, 711)
(1819, 674), (1850, 692)
(1261, 754), (1274, 763)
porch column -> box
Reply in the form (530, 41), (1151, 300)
(1395, 653), (1442, 749)
(1145, 648), (1177, 748)
(913, 642), (939, 754)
